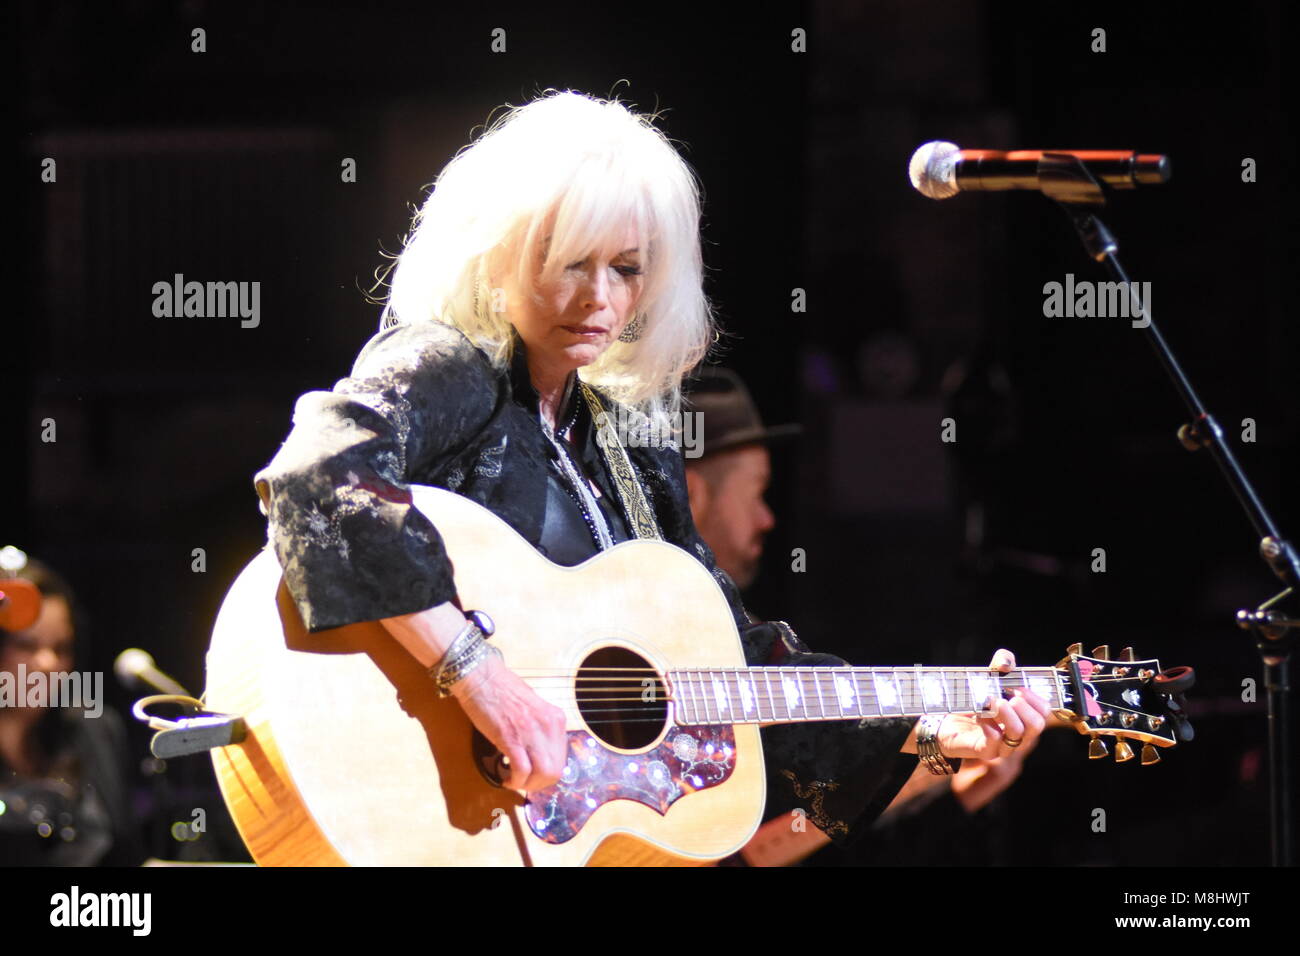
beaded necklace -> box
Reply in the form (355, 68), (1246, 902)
(539, 374), (616, 551)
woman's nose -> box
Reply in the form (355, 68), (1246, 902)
(581, 265), (611, 309)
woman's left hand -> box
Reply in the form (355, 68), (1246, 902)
(935, 648), (1051, 761)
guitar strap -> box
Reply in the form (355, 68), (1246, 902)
(577, 380), (663, 542)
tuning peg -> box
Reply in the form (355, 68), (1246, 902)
(1114, 741), (1135, 763)
(1119, 647), (1135, 662)
(1092, 645), (1110, 660)
(1141, 744), (1161, 766)
(1088, 737), (1108, 759)
(1066, 643), (1082, 657)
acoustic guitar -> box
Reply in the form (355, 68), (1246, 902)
(205, 485), (1191, 866)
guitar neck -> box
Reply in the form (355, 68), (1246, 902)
(667, 665), (1065, 726)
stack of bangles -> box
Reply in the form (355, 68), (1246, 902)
(916, 714), (954, 775)
(916, 713), (1025, 775)
(429, 610), (499, 697)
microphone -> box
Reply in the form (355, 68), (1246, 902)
(114, 648), (189, 697)
(910, 142), (1170, 200)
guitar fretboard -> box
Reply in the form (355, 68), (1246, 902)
(667, 666), (1064, 726)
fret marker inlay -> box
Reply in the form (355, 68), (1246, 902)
(738, 676), (754, 715)
(968, 672), (994, 712)
(834, 674), (855, 711)
(922, 674), (945, 709)
(781, 674), (801, 714)
(874, 672), (899, 710)
(1029, 674), (1054, 703)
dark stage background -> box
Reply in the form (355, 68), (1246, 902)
(8, 0), (1296, 865)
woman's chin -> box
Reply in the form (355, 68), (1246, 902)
(560, 341), (609, 366)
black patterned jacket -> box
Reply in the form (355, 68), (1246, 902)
(253, 320), (917, 843)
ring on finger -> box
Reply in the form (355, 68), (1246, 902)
(1003, 735), (1023, 749)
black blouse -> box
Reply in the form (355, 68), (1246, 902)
(253, 319), (917, 844)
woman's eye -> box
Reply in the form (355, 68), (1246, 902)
(565, 259), (642, 277)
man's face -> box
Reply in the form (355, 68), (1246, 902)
(688, 445), (775, 591)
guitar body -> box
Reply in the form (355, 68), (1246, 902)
(206, 486), (765, 866)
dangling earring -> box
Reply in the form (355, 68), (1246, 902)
(618, 313), (644, 343)
(473, 280), (486, 319)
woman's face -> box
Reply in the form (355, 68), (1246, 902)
(504, 220), (645, 378)
(0, 595), (75, 708)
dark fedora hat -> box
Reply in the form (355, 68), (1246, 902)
(682, 367), (802, 459)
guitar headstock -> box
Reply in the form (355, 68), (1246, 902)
(1051, 643), (1195, 764)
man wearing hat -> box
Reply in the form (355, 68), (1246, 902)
(681, 368), (801, 591)
(682, 367), (1038, 866)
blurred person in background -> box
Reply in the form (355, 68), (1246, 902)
(0, 550), (143, 865)
(683, 369), (1040, 866)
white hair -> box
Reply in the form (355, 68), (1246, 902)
(382, 89), (716, 432)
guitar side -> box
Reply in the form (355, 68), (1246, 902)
(205, 485), (766, 866)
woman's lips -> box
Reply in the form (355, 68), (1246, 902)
(562, 325), (608, 337)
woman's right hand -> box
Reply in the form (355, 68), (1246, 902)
(449, 652), (570, 792)
(380, 603), (570, 793)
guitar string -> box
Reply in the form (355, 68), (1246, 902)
(525, 687), (1061, 698)
(534, 708), (1136, 728)
(529, 692), (1145, 722)
(512, 671), (1071, 676)
(530, 701), (1058, 714)
(508, 666), (1070, 671)
(512, 675), (1087, 683)
(518, 687), (1062, 697)
(514, 713), (1100, 728)
(511, 671), (1138, 684)
(528, 683), (1071, 706)
(530, 672), (1062, 682)
(508, 667), (1077, 678)
(518, 671), (1077, 700)
(543, 713), (1154, 730)
(530, 702), (1156, 726)
(511, 682), (1139, 699)
(536, 701), (1037, 715)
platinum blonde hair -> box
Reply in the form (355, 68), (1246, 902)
(382, 89), (716, 433)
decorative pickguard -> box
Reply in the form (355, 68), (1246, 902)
(524, 725), (737, 844)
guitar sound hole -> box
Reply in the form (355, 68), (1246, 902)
(575, 647), (667, 751)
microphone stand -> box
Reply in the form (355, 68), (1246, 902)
(1040, 153), (1297, 866)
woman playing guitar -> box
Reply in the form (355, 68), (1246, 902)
(250, 89), (1050, 858)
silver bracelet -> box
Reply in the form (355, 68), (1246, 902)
(436, 641), (502, 697)
(916, 714), (955, 775)
(432, 619), (480, 675)
(429, 610), (497, 697)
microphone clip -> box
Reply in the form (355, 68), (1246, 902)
(1038, 152), (1109, 207)
(131, 694), (247, 758)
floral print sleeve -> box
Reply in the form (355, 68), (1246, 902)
(253, 322), (498, 633)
